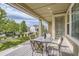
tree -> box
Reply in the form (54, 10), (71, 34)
(0, 8), (20, 33)
(19, 21), (27, 32)
(0, 7), (6, 20)
(0, 8), (28, 34)
(3, 19), (19, 33)
(0, 8), (7, 33)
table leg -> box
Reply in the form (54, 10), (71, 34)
(45, 43), (48, 55)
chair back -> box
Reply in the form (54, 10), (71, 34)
(30, 40), (44, 53)
(57, 36), (63, 46)
(30, 40), (36, 51)
(46, 33), (51, 39)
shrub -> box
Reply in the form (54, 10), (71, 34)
(0, 40), (21, 51)
(0, 43), (3, 48)
(8, 39), (22, 45)
(19, 36), (29, 41)
(0, 43), (11, 51)
(0, 36), (30, 51)
(0, 36), (29, 51)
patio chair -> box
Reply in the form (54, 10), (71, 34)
(30, 40), (44, 56)
(46, 36), (64, 56)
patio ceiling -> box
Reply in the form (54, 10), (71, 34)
(8, 3), (70, 22)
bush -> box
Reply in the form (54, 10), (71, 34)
(0, 40), (21, 51)
(8, 39), (22, 45)
(0, 37), (7, 40)
(19, 36), (30, 41)
(0, 43), (3, 48)
(0, 36), (30, 51)
(0, 43), (11, 51)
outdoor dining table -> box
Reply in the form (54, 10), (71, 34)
(34, 36), (53, 43)
(34, 36), (53, 55)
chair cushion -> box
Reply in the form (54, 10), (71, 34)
(57, 38), (61, 45)
(47, 43), (59, 49)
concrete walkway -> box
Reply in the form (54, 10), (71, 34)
(5, 41), (33, 56)
(0, 41), (28, 56)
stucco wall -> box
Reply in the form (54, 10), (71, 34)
(48, 22), (52, 35)
(65, 36), (79, 56)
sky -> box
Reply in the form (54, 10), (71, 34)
(0, 3), (48, 29)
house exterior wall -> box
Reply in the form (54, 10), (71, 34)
(48, 3), (79, 55)
(44, 3), (79, 56)
(65, 3), (79, 56)
(48, 14), (66, 40)
(48, 22), (52, 35)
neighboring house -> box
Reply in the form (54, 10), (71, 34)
(33, 25), (39, 32)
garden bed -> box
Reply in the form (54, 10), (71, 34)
(0, 36), (30, 52)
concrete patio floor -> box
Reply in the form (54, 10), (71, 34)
(0, 39), (74, 56)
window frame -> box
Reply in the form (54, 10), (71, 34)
(71, 3), (79, 40)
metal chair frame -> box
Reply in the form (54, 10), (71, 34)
(47, 36), (64, 56)
(30, 40), (44, 56)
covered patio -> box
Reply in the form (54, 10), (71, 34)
(0, 3), (79, 56)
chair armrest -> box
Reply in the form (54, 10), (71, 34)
(51, 42), (59, 45)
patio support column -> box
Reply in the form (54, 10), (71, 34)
(65, 13), (67, 35)
(48, 22), (52, 35)
(38, 19), (42, 36)
(51, 15), (55, 39)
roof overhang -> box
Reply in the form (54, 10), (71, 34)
(7, 3), (70, 22)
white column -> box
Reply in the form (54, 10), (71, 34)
(39, 19), (42, 36)
(65, 13), (67, 35)
(52, 15), (55, 39)
(48, 22), (52, 35)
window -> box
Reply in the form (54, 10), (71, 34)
(41, 20), (48, 34)
(67, 24), (69, 34)
(71, 4), (79, 39)
(67, 12), (70, 35)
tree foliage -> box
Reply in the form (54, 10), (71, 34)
(0, 7), (6, 20)
(0, 8), (27, 33)
(19, 21), (27, 32)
